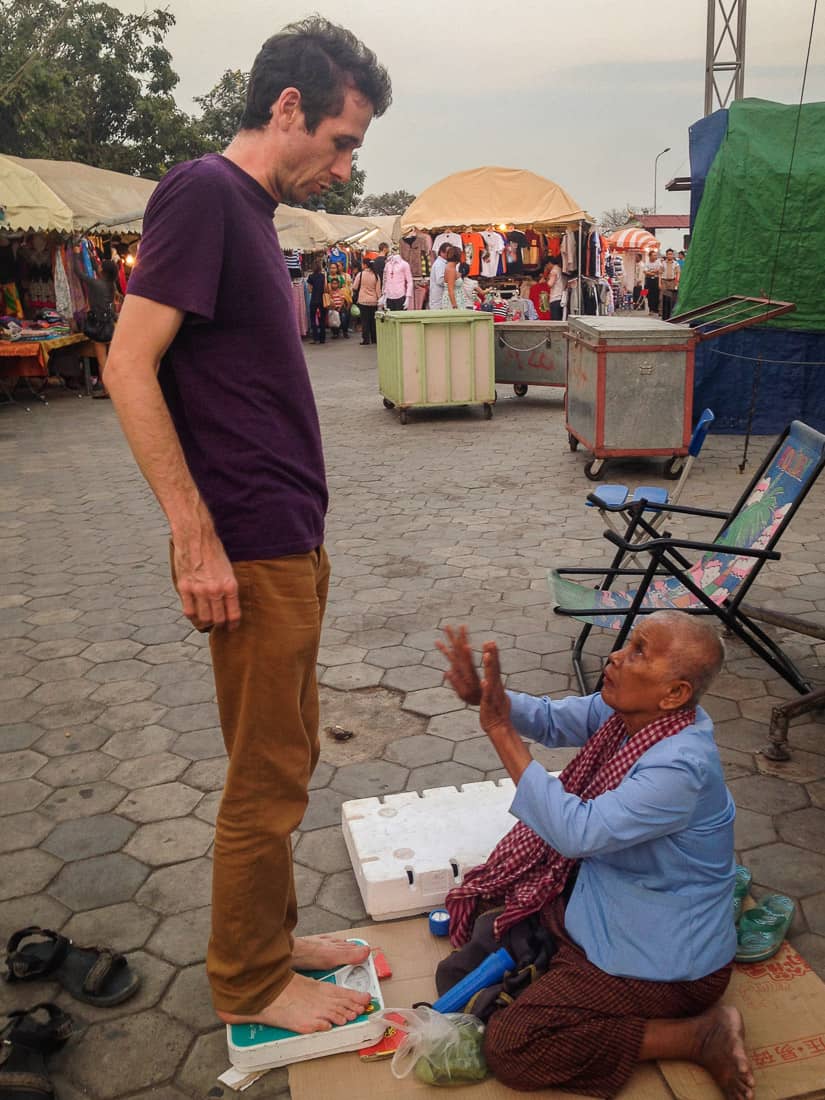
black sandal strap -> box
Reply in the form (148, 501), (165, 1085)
(0, 1069), (54, 1095)
(4, 929), (69, 984)
(2, 1004), (72, 1052)
(82, 949), (125, 996)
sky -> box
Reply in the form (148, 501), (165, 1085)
(114, 0), (823, 248)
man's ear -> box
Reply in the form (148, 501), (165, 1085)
(661, 679), (693, 712)
(272, 87), (302, 131)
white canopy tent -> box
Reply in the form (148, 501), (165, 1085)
(0, 155), (74, 233)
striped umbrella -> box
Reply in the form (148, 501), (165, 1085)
(605, 228), (661, 251)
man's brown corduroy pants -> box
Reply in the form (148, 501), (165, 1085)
(204, 547), (330, 1014)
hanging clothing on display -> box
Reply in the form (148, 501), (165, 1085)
(523, 230), (542, 268)
(461, 231), (485, 277)
(432, 230), (463, 256)
(481, 230), (506, 278)
(505, 231), (527, 275)
(400, 232), (432, 278)
(561, 230), (578, 275)
(328, 245), (347, 270)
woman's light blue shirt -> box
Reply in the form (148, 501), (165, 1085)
(508, 691), (737, 982)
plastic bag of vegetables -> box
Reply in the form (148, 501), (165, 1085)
(377, 1006), (488, 1087)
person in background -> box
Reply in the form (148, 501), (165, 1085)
(659, 248), (681, 321)
(443, 245), (466, 309)
(459, 262), (480, 309)
(372, 241), (389, 286)
(677, 250), (686, 270)
(328, 262), (350, 338)
(547, 254), (565, 321)
(307, 258), (328, 344)
(74, 249), (120, 397)
(428, 241), (450, 308)
(352, 256), (381, 344)
(104, 15), (391, 1035)
(381, 248), (413, 310)
(644, 251), (664, 315)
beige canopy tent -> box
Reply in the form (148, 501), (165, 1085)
(274, 205), (387, 251)
(401, 166), (589, 232)
(0, 155), (74, 233)
(2, 156), (157, 233)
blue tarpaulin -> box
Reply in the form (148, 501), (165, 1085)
(688, 109), (728, 229)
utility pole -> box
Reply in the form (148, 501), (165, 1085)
(705, 0), (747, 115)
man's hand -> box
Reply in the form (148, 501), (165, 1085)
(437, 625), (482, 705)
(173, 527), (241, 632)
(479, 642), (512, 736)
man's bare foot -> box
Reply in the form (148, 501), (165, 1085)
(218, 971), (371, 1034)
(695, 1005), (755, 1100)
(290, 934), (370, 972)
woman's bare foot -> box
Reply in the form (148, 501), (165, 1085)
(695, 1005), (755, 1100)
(290, 934), (370, 972)
(218, 971), (371, 1034)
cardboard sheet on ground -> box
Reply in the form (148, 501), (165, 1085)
(289, 920), (825, 1100)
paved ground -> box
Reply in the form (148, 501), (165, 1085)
(1, 337), (825, 1099)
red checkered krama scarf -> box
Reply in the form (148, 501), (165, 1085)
(445, 706), (697, 947)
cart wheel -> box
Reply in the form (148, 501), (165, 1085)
(483, 402), (493, 420)
(663, 455), (684, 479)
(513, 383), (528, 397)
(399, 408), (408, 425)
(584, 458), (605, 481)
(568, 433), (579, 452)
(382, 397), (395, 409)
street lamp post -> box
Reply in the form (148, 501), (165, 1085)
(653, 147), (670, 214)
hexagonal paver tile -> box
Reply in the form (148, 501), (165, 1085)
(87, 659), (150, 684)
(150, 678), (215, 708)
(49, 853), (149, 911)
(0, 848), (61, 901)
(62, 901), (159, 953)
(294, 905), (351, 936)
(734, 808), (778, 852)
(427, 710), (482, 742)
(746, 843), (825, 898)
(27, 638), (88, 661)
(365, 645), (423, 669)
(408, 761), (484, 792)
(454, 737), (504, 771)
(384, 734), (453, 768)
(160, 701), (220, 733)
(90, 680), (157, 706)
(97, 701), (167, 733)
(109, 752), (188, 789)
(40, 782), (126, 822)
(777, 807), (825, 854)
(102, 724), (177, 760)
(42, 814), (136, 861)
(1, 749), (47, 781)
(66, 1010), (191, 1099)
(136, 857), (212, 914)
(29, 678), (97, 707)
(193, 790), (221, 825)
(37, 751), (117, 788)
(382, 665), (445, 692)
(138, 642), (196, 665)
(118, 781), (203, 824)
(171, 728), (225, 761)
(728, 774), (809, 815)
(0, 894), (69, 943)
(316, 870), (367, 921)
(515, 632), (572, 655)
(148, 905), (211, 965)
(162, 963), (215, 1031)
(0, 811), (53, 855)
(294, 826), (353, 874)
(331, 760), (408, 798)
(124, 817), (214, 866)
(320, 663), (384, 690)
(301, 787), (347, 831)
(33, 700), (104, 731)
(294, 861), (323, 907)
(178, 1029), (289, 1097)
(34, 725), (110, 757)
(0, 779), (50, 816)
(802, 893), (825, 937)
(81, 639), (144, 664)
(402, 687), (465, 718)
(182, 758), (227, 792)
(1, 723), (43, 751)
(317, 644), (367, 666)
(28, 656), (91, 683)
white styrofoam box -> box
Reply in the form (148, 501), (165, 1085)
(342, 780), (524, 921)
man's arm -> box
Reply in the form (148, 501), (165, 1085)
(105, 293), (240, 632)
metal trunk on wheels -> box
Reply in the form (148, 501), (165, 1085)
(494, 320), (567, 398)
(565, 316), (696, 480)
(377, 310), (495, 425)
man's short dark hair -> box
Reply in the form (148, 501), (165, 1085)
(438, 243), (450, 256)
(241, 16), (392, 133)
(378, 242), (389, 253)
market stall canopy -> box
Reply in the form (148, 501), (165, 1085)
(274, 205), (386, 250)
(605, 228), (661, 251)
(400, 167), (589, 232)
(3, 156), (156, 233)
(0, 155), (74, 233)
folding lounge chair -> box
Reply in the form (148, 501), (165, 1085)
(551, 420), (825, 696)
(585, 408), (716, 540)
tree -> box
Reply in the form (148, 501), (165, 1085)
(0, 0), (208, 178)
(356, 189), (416, 216)
(600, 205), (652, 232)
(194, 69), (247, 149)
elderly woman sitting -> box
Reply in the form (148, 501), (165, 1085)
(437, 611), (753, 1100)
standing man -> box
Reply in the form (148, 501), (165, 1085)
(660, 248), (681, 321)
(428, 241), (450, 309)
(104, 18), (391, 1035)
(371, 241), (390, 287)
(644, 250), (664, 315)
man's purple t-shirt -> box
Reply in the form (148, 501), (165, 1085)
(127, 153), (327, 562)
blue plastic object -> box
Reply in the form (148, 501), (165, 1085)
(429, 909), (451, 937)
(431, 947), (515, 1014)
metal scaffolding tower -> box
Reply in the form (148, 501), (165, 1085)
(705, 0), (747, 115)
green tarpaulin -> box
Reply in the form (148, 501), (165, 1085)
(678, 98), (825, 332)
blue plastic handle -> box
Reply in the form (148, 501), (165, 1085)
(431, 947), (515, 1014)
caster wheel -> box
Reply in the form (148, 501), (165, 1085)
(382, 397), (395, 410)
(584, 458), (605, 481)
(483, 402), (493, 420)
(399, 408), (408, 425)
(663, 455), (684, 479)
(514, 383), (528, 397)
(568, 433), (579, 452)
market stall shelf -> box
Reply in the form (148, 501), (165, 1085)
(0, 333), (93, 404)
(377, 310), (495, 425)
